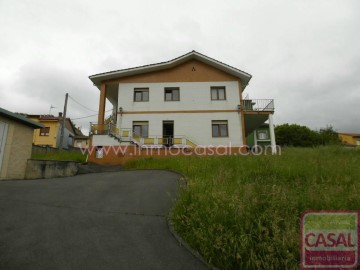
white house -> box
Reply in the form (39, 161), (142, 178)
(88, 51), (276, 161)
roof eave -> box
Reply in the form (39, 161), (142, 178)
(89, 51), (252, 90)
(0, 108), (44, 129)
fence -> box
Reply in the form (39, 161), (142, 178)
(32, 145), (81, 155)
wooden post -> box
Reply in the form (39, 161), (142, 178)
(59, 93), (68, 149)
(98, 83), (106, 124)
(238, 80), (246, 146)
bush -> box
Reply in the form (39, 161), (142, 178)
(275, 124), (340, 147)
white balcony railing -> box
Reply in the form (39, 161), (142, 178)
(90, 123), (197, 147)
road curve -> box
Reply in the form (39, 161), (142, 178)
(0, 170), (207, 270)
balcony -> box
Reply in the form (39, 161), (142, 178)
(241, 99), (274, 112)
(90, 123), (197, 147)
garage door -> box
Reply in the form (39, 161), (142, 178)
(0, 121), (8, 172)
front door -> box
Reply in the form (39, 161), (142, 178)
(162, 121), (174, 147)
(0, 121), (8, 173)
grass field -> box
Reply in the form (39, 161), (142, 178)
(31, 150), (87, 163)
(125, 147), (360, 269)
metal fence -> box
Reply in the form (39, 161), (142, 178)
(32, 145), (81, 155)
(242, 99), (274, 111)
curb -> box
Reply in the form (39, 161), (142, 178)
(122, 168), (219, 269)
(168, 172), (219, 270)
(167, 218), (219, 270)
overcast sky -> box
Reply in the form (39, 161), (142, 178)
(1, 0), (359, 134)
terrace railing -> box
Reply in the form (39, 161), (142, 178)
(90, 123), (197, 147)
(242, 99), (274, 112)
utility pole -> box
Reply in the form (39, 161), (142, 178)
(59, 93), (68, 149)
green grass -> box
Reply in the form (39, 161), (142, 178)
(31, 150), (87, 163)
(124, 147), (360, 269)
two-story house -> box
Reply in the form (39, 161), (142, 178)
(26, 113), (76, 149)
(88, 51), (276, 164)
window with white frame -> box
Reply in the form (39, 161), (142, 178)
(212, 120), (228, 137)
(211, 87), (226, 100)
(39, 127), (50, 136)
(257, 130), (268, 140)
(134, 88), (149, 102)
(164, 87), (180, 101)
(133, 121), (149, 137)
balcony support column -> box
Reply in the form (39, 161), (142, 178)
(269, 113), (277, 154)
(254, 130), (257, 146)
(238, 80), (246, 146)
(98, 83), (106, 125)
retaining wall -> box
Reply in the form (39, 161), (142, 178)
(25, 159), (79, 179)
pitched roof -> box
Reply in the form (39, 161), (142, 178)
(26, 114), (59, 121)
(89, 50), (252, 90)
(338, 133), (360, 138)
(73, 127), (87, 137)
(0, 107), (44, 128)
(24, 114), (77, 135)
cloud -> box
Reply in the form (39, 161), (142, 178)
(0, 0), (359, 134)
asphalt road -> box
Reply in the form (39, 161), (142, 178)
(0, 170), (207, 270)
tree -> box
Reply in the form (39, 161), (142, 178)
(275, 124), (320, 147)
(318, 125), (340, 145)
(275, 124), (341, 147)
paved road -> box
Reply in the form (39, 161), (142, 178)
(0, 171), (207, 270)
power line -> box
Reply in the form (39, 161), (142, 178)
(72, 109), (112, 120)
(68, 95), (98, 112)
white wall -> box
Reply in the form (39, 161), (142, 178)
(117, 81), (240, 111)
(92, 135), (121, 146)
(118, 112), (243, 146)
(115, 81), (244, 146)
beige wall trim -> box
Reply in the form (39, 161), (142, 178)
(120, 110), (239, 115)
(243, 111), (273, 115)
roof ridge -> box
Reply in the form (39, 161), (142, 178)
(89, 50), (251, 79)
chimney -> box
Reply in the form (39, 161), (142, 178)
(58, 112), (63, 118)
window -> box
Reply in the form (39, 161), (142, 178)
(164, 87), (180, 101)
(258, 131), (268, 140)
(134, 88), (149, 102)
(39, 127), (50, 136)
(211, 87), (226, 100)
(212, 121), (228, 137)
(133, 121), (149, 137)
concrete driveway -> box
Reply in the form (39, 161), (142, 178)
(0, 170), (207, 270)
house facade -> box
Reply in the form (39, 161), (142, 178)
(88, 51), (276, 164)
(338, 133), (360, 148)
(73, 127), (89, 148)
(26, 113), (76, 149)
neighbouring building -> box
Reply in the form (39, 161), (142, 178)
(338, 133), (360, 148)
(88, 51), (276, 164)
(73, 127), (89, 148)
(0, 107), (43, 180)
(26, 113), (76, 149)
